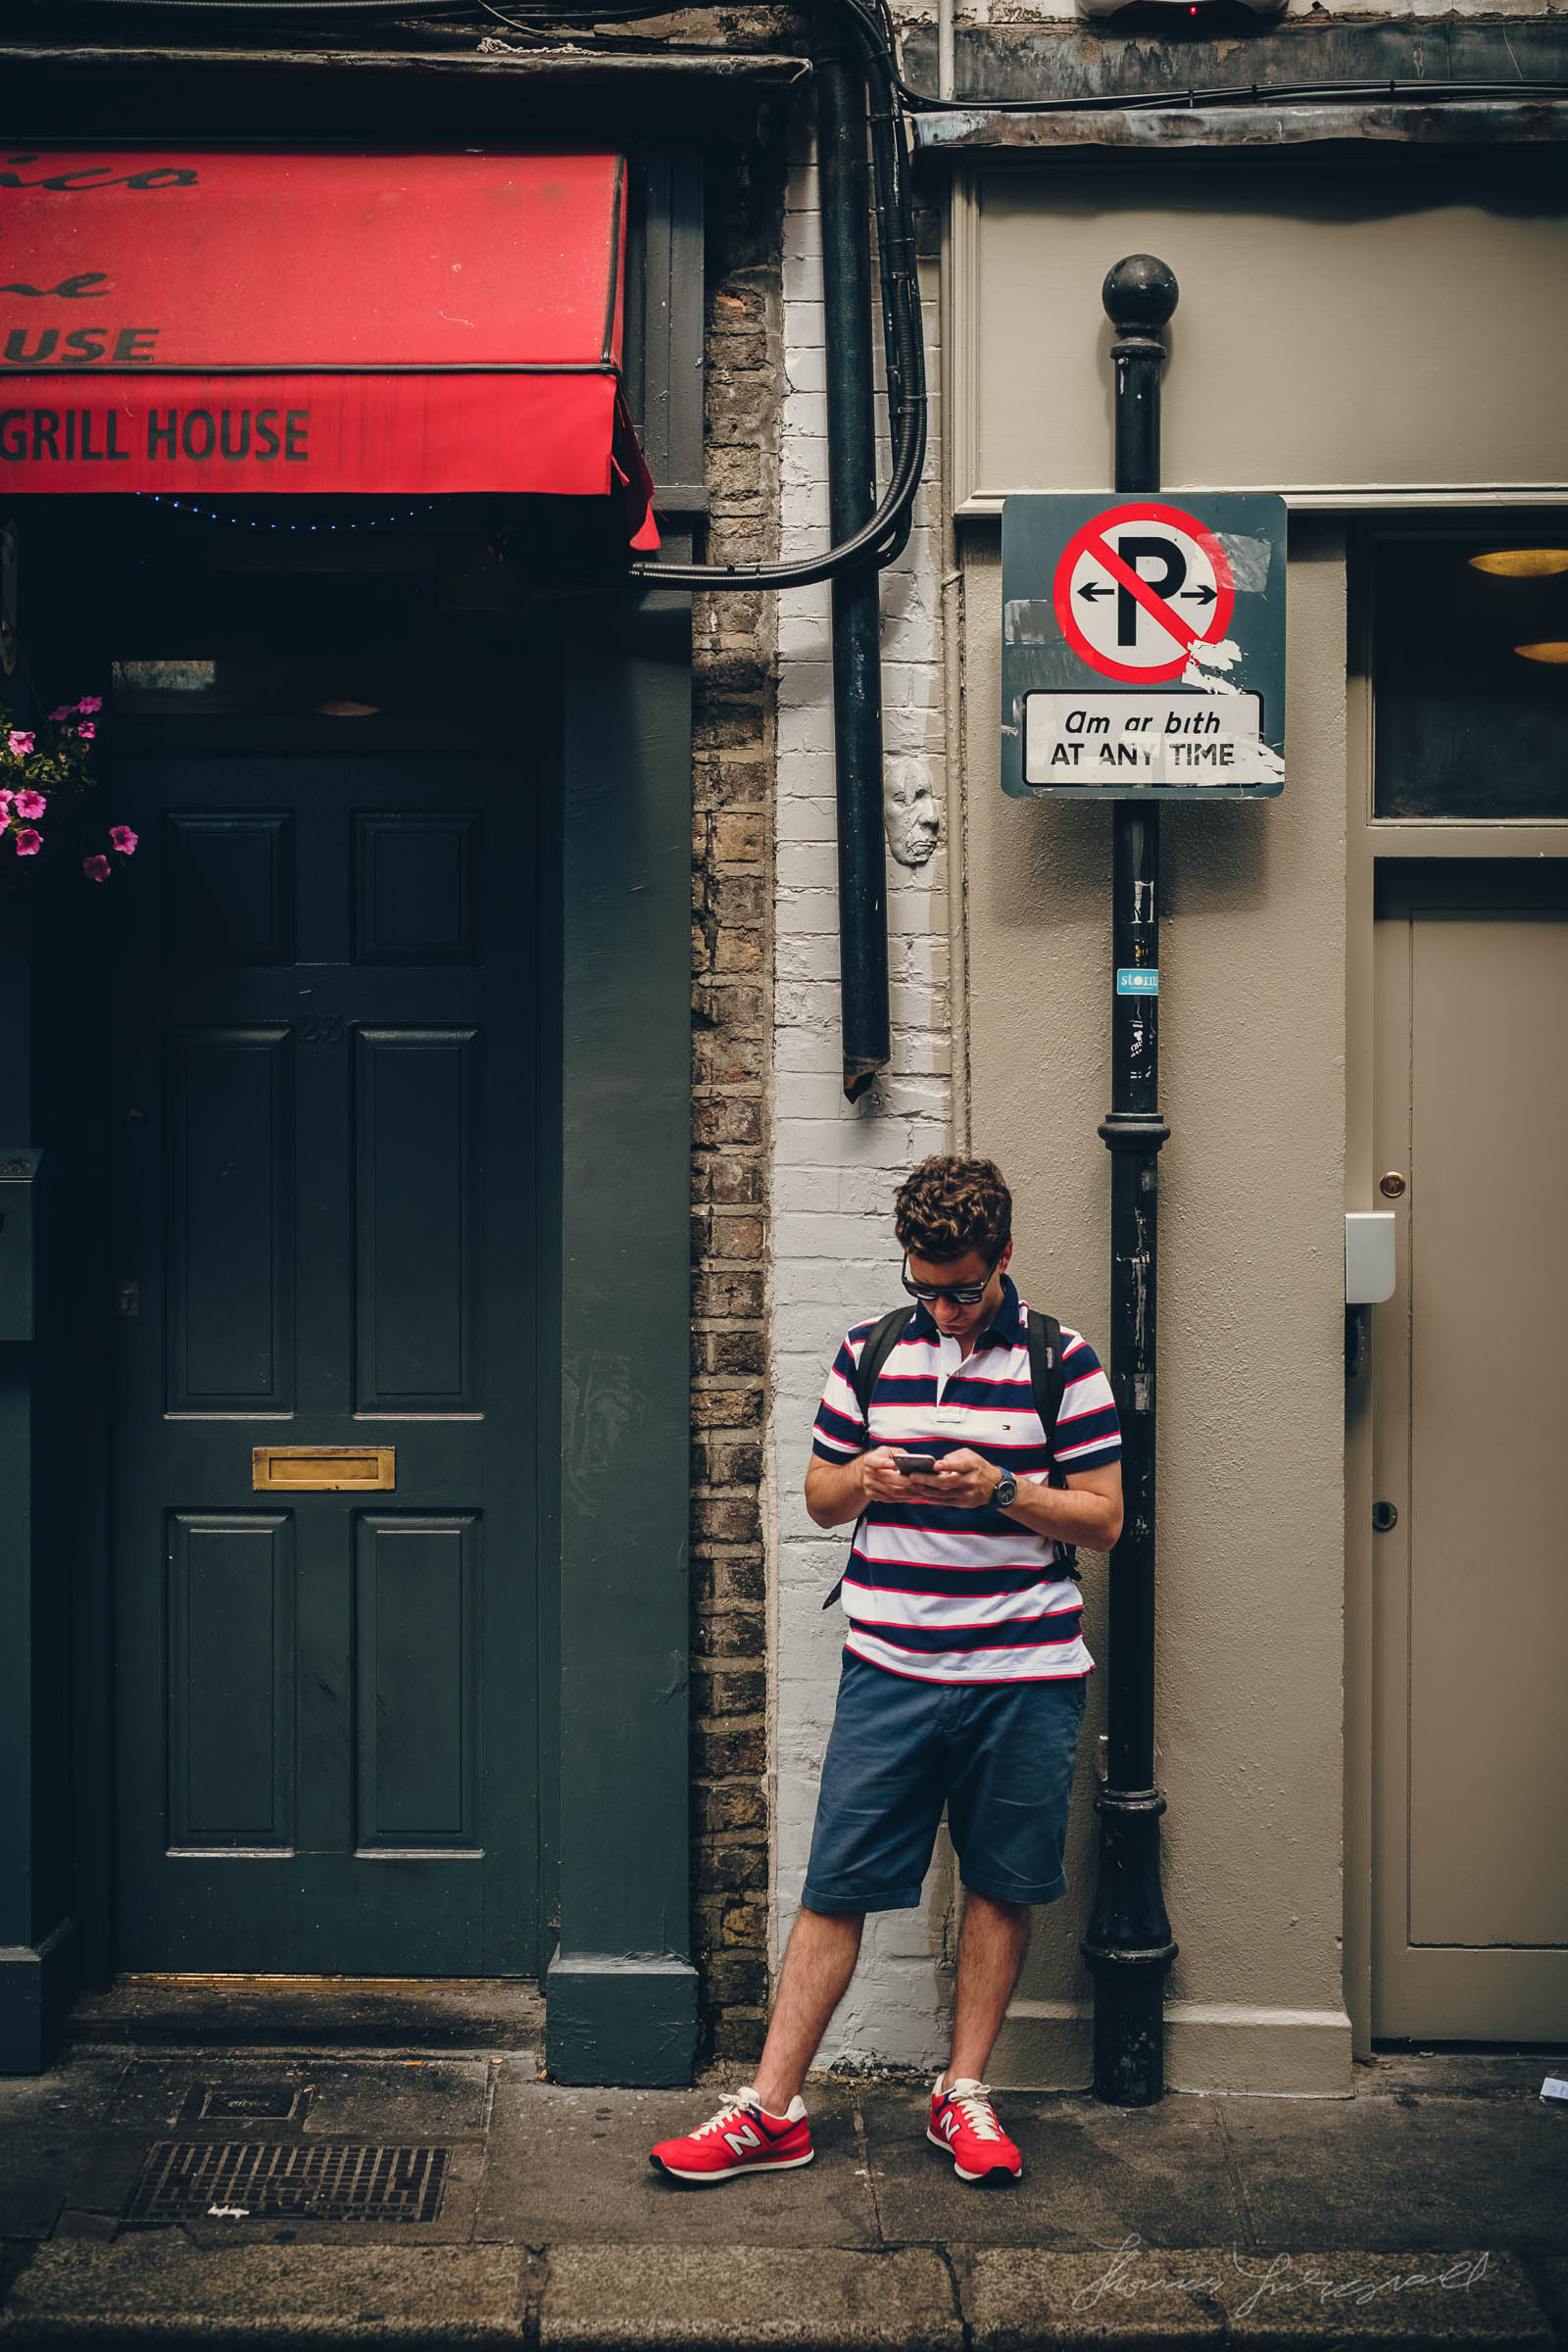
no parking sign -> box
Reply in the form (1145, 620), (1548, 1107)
(1002, 492), (1287, 798)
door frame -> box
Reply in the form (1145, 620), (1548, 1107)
(1343, 507), (1568, 2056)
(1, 515), (697, 2082)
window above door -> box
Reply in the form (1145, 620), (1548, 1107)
(1372, 525), (1568, 824)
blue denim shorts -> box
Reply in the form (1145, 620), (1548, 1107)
(801, 1650), (1089, 1913)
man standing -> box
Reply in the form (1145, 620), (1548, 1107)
(651, 1155), (1122, 2187)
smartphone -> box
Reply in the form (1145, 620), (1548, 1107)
(891, 1450), (938, 1476)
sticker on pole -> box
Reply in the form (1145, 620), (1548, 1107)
(1054, 503), (1235, 685)
(1001, 491), (1287, 801)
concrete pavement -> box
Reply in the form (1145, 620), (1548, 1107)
(0, 2003), (1564, 2348)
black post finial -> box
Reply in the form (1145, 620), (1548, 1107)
(1102, 257), (1178, 500)
(1102, 254), (1179, 336)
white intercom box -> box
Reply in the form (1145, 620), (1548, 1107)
(1345, 1212), (1396, 1305)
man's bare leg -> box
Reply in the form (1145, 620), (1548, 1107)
(940, 1890), (1030, 2089)
(751, 1906), (864, 2114)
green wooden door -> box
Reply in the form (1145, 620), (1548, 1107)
(110, 741), (542, 1975)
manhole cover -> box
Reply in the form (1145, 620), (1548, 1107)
(185, 2084), (312, 2124)
(125, 2142), (450, 2224)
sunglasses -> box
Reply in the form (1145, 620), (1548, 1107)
(900, 1251), (1001, 1308)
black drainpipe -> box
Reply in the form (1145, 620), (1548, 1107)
(816, 39), (891, 1103)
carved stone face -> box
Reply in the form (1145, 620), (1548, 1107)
(885, 760), (940, 868)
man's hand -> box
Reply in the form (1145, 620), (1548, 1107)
(805, 1446), (918, 1528)
(900, 1446), (999, 1509)
(858, 1446), (926, 1506)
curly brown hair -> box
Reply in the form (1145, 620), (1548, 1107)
(893, 1155), (1012, 1264)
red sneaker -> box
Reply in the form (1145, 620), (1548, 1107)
(927, 2076), (1022, 2183)
(649, 2085), (813, 2186)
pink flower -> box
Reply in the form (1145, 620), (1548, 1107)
(14, 829), (41, 858)
(0, 791), (12, 818)
(110, 825), (138, 855)
(76, 696), (103, 714)
(77, 722), (96, 741)
(47, 705), (72, 722)
(6, 730), (34, 757)
(82, 853), (111, 884)
(14, 788), (46, 821)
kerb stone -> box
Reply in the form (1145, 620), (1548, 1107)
(539, 2244), (961, 2350)
(962, 2246), (1553, 2349)
(0, 2239), (531, 2344)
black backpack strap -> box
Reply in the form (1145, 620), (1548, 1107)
(824, 1306), (914, 1612)
(1027, 1309), (1077, 1577)
(853, 1305), (915, 1426)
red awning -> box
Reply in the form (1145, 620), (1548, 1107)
(0, 150), (658, 545)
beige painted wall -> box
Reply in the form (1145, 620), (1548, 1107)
(960, 516), (1352, 2093)
(954, 161), (1568, 509)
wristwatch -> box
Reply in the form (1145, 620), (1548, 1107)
(991, 1469), (1018, 1508)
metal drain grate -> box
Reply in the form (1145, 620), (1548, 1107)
(126, 2141), (450, 2224)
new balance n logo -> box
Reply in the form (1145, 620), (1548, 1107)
(721, 2122), (763, 2155)
(939, 2110), (960, 2140)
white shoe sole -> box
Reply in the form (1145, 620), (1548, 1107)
(926, 2126), (1021, 2183)
(651, 2150), (816, 2185)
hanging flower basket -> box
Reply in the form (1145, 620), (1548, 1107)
(0, 699), (136, 886)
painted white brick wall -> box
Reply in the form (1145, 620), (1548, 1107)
(766, 136), (956, 2069)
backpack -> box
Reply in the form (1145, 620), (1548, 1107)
(821, 1304), (1075, 1610)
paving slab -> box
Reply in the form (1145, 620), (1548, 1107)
(0, 2237), (534, 2345)
(0, 2060), (126, 2240)
(43, 2055), (499, 2252)
(862, 2087), (1244, 2249)
(476, 2074), (880, 2247)
(1220, 2092), (1568, 2254)
(102, 2055), (496, 2138)
(958, 2246), (1553, 2349)
(1359, 2055), (1568, 2104)
(537, 2244), (963, 2350)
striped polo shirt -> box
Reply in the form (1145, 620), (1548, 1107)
(810, 1276), (1121, 1685)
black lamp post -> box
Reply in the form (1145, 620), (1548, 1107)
(1080, 255), (1180, 2107)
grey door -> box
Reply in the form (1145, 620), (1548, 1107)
(1371, 867), (1568, 2038)
(111, 741), (543, 1975)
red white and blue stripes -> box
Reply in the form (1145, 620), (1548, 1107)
(811, 1280), (1120, 1685)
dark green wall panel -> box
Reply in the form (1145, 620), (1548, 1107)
(549, 588), (697, 2084)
